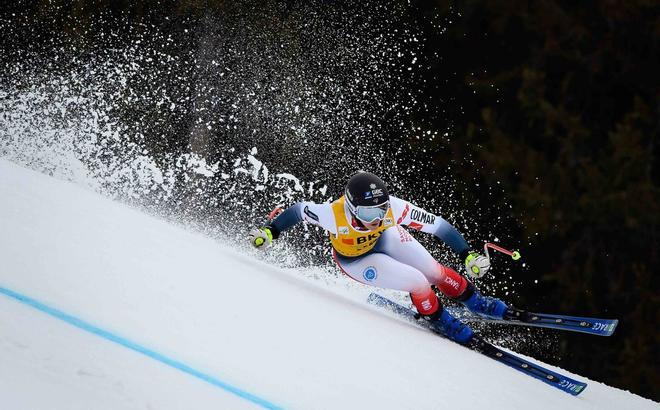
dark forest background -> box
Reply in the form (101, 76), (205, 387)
(1, 0), (658, 401)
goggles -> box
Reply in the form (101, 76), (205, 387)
(347, 200), (390, 224)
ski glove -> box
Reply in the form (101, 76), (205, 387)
(465, 251), (490, 278)
(249, 227), (273, 249)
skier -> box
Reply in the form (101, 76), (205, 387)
(249, 171), (512, 344)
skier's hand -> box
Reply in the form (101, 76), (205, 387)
(249, 227), (273, 249)
(465, 251), (490, 278)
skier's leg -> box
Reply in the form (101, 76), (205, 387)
(333, 250), (440, 316)
(334, 247), (473, 343)
(375, 226), (508, 319)
(373, 226), (470, 298)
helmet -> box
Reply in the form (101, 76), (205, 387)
(345, 172), (390, 223)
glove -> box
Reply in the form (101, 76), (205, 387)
(249, 227), (273, 249)
(465, 251), (490, 278)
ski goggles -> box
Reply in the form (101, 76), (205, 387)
(347, 200), (390, 224)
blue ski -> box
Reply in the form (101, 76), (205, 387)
(445, 306), (618, 336)
(367, 293), (588, 396)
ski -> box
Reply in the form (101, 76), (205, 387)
(367, 293), (588, 396)
(444, 306), (618, 336)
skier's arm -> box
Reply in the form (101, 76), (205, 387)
(250, 202), (335, 248)
(390, 196), (490, 278)
(266, 203), (303, 239)
(390, 196), (469, 256)
(434, 218), (472, 260)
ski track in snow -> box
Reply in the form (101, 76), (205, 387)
(0, 158), (657, 410)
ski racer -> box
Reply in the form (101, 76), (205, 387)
(249, 171), (512, 344)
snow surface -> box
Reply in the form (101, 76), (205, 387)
(0, 158), (657, 410)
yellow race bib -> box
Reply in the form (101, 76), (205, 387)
(329, 196), (395, 257)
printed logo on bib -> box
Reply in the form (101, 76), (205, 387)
(363, 266), (378, 282)
(335, 229), (384, 248)
(356, 232), (382, 244)
(410, 209), (436, 225)
(384, 218), (393, 226)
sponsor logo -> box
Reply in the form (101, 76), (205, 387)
(593, 322), (615, 332)
(444, 275), (460, 290)
(370, 183), (377, 189)
(384, 218), (393, 226)
(336, 229), (383, 249)
(397, 226), (412, 242)
(410, 209), (436, 225)
(363, 266), (378, 281)
(421, 299), (433, 311)
(338, 226), (349, 235)
(364, 188), (384, 200)
(397, 204), (410, 224)
(559, 380), (584, 393)
(303, 206), (319, 222)
(408, 221), (423, 231)
(356, 232), (382, 244)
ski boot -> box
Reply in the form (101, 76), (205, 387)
(419, 308), (474, 344)
(463, 289), (531, 322)
(462, 290), (508, 320)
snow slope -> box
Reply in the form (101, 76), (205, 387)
(0, 159), (656, 410)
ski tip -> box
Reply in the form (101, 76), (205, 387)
(593, 318), (619, 336)
(564, 381), (588, 396)
(537, 365), (587, 396)
(605, 319), (619, 336)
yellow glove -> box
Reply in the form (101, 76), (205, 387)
(465, 251), (491, 278)
(249, 227), (273, 248)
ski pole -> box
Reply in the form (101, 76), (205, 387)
(483, 242), (521, 264)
